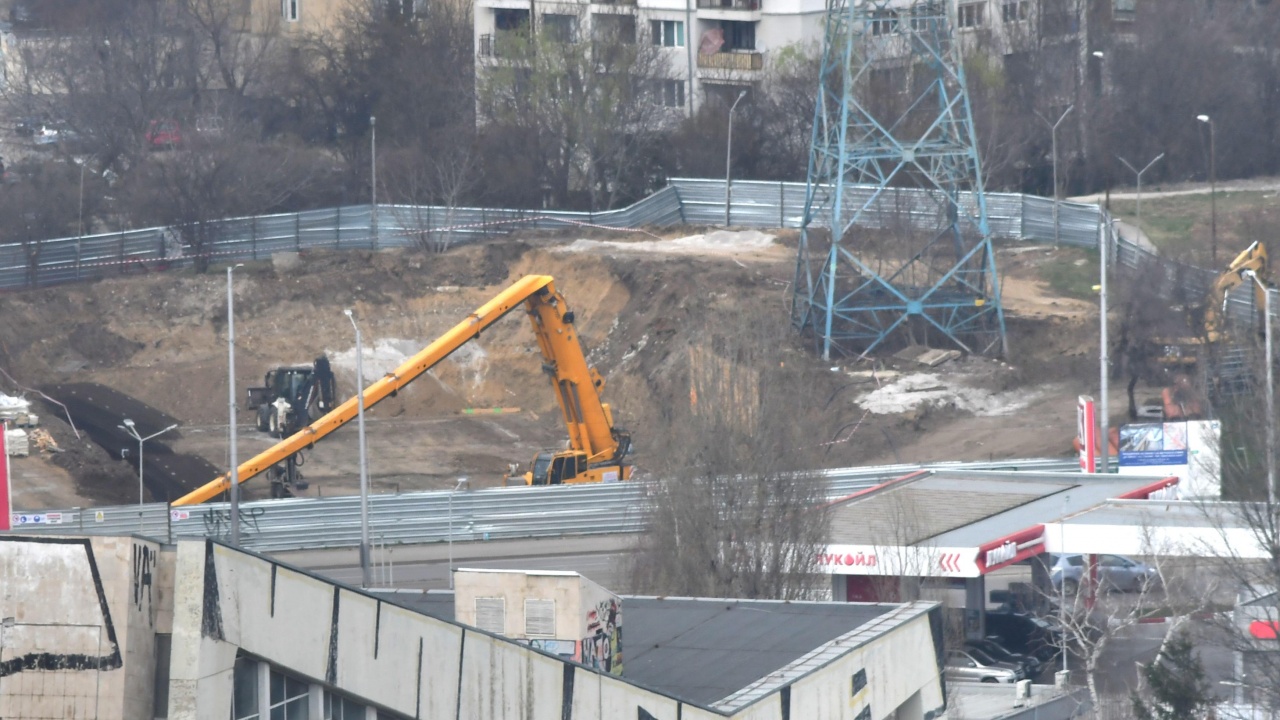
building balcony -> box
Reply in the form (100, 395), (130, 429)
(696, 51), (763, 72)
(697, 0), (759, 9)
(478, 32), (528, 59)
(696, 0), (761, 21)
(592, 0), (637, 6)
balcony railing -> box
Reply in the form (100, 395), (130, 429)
(696, 51), (763, 71)
(593, 0), (638, 6)
(478, 32), (527, 58)
(696, 0), (760, 9)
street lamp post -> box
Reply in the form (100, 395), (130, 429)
(1036, 106), (1074, 245)
(724, 90), (748, 227)
(1246, 270), (1275, 507)
(370, 115), (378, 249)
(448, 477), (469, 590)
(227, 263), (244, 545)
(1197, 114), (1217, 265)
(344, 309), (372, 588)
(1115, 153), (1164, 229)
(76, 157), (90, 237)
(1099, 222), (1112, 474)
(118, 419), (178, 533)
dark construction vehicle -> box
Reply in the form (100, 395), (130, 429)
(245, 356), (336, 497)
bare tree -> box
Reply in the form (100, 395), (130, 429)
(477, 9), (672, 209)
(123, 127), (319, 271)
(629, 309), (833, 600)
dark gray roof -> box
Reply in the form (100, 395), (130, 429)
(622, 597), (892, 705)
(383, 590), (895, 707)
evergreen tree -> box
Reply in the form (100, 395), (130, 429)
(1131, 633), (1214, 720)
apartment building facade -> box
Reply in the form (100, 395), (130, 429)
(472, 0), (1132, 116)
(473, 0), (827, 113)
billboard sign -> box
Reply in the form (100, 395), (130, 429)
(1119, 423), (1190, 467)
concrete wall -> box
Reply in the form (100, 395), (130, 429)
(0, 535), (166, 720)
(161, 540), (945, 720)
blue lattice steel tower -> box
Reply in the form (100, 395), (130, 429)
(792, 0), (1006, 359)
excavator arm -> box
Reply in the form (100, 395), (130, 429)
(525, 286), (628, 466)
(1204, 241), (1268, 342)
(175, 274), (597, 506)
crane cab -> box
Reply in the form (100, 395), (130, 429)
(507, 450), (631, 486)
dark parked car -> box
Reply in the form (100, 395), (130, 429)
(967, 637), (1042, 680)
(985, 610), (1064, 662)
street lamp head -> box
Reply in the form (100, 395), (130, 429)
(344, 308), (354, 319)
(736, 90), (747, 100)
(1091, 51), (1104, 58)
(123, 418), (135, 428)
(1196, 114), (1211, 124)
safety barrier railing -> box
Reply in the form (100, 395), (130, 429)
(7, 457), (1078, 552)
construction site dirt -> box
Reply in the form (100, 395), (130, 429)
(0, 230), (1107, 510)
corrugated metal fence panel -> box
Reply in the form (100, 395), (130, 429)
(8, 457), (1079, 551)
(0, 178), (1136, 293)
(1020, 196), (1103, 248)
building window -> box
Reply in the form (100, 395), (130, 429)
(232, 658), (260, 720)
(655, 79), (685, 107)
(323, 690), (366, 720)
(269, 669), (309, 720)
(542, 14), (577, 42)
(870, 9), (897, 36)
(909, 0), (942, 31)
(957, 2), (983, 28)
(525, 599), (557, 637)
(719, 20), (755, 50)
(650, 20), (684, 47)
(851, 668), (867, 695)
(594, 14), (636, 43)
(282, 0), (299, 21)
(1113, 0), (1134, 21)
(1001, 1), (1027, 22)
(855, 707), (872, 720)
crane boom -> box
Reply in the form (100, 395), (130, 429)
(174, 274), (628, 505)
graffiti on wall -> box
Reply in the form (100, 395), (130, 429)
(580, 598), (622, 675)
(132, 544), (156, 622)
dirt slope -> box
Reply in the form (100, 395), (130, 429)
(0, 231), (1102, 509)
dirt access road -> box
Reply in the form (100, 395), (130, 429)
(0, 229), (1104, 510)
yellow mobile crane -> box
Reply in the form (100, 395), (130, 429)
(173, 275), (632, 506)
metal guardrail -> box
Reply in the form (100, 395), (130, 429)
(8, 457), (1078, 552)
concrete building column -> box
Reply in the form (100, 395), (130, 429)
(964, 576), (986, 641)
(166, 543), (237, 720)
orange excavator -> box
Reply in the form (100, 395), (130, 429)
(173, 275), (632, 505)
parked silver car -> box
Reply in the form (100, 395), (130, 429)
(1049, 553), (1160, 594)
(944, 648), (1023, 684)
